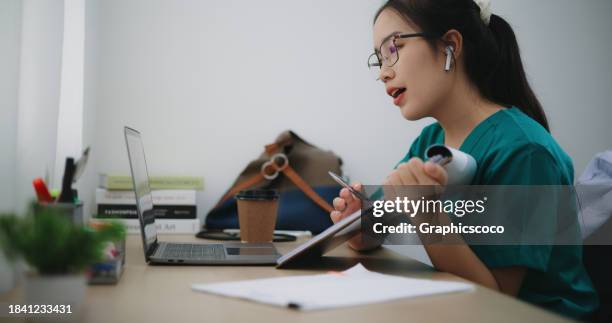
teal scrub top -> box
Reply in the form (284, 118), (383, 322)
(398, 107), (599, 319)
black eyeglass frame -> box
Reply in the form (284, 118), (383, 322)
(367, 32), (436, 69)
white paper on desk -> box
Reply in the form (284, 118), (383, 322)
(191, 264), (473, 311)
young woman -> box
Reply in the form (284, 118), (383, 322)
(330, 0), (598, 319)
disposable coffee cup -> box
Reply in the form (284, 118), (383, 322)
(235, 190), (279, 243)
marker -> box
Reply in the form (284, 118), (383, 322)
(32, 177), (54, 203)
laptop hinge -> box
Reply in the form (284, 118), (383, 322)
(146, 239), (159, 260)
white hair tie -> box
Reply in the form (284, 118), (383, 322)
(473, 0), (492, 26)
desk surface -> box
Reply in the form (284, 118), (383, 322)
(2, 234), (574, 323)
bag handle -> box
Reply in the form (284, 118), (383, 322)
(214, 148), (334, 213)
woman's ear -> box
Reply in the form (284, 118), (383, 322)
(441, 29), (463, 61)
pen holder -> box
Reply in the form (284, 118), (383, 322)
(35, 202), (84, 226)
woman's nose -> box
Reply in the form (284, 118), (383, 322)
(379, 66), (394, 82)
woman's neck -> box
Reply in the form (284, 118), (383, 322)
(433, 82), (503, 149)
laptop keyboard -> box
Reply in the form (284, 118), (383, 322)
(161, 243), (226, 260)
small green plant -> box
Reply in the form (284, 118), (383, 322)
(0, 205), (125, 275)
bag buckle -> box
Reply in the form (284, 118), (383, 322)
(261, 153), (289, 180)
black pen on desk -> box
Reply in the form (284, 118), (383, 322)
(287, 302), (301, 310)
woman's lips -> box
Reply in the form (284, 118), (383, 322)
(393, 91), (406, 106)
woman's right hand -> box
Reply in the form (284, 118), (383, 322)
(330, 183), (363, 223)
(330, 183), (381, 251)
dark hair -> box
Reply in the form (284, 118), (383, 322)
(375, 0), (549, 131)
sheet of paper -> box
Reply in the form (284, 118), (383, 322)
(192, 264), (473, 311)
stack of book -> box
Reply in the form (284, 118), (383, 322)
(94, 174), (204, 234)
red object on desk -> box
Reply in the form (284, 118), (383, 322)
(33, 177), (54, 203)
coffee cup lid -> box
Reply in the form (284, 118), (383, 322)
(235, 189), (279, 201)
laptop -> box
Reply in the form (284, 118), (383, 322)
(124, 126), (280, 265)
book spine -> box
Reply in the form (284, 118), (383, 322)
(149, 177), (204, 191)
(96, 204), (197, 219)
(99, 175), (204, 190)
(95, 188), (196, 205)
(97, 218), (201, 234)
(99, 175), (133, 190)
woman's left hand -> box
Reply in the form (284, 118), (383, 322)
(383, 157), (448, 199)
(383, 157), (448, 213)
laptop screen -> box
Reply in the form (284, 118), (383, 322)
(124, 127), (157, 254)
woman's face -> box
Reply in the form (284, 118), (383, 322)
(373, 8), (451, 120)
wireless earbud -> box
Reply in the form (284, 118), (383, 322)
(444, 46), (454, 72)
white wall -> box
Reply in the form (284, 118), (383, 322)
(494, 0), (612, 175)
(85, 0), (419, 219)
(54, 0), (85, 193)
(0, 0), (22, 213)
(15, 0), (65, 213)
(0, 0), (23, 293)
(84, 0), (612, 220)
(79, 0), (100, 224)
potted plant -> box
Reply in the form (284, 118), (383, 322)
(0, 205), (125, 314)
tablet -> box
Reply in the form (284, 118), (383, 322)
(276, 206), (371, 268)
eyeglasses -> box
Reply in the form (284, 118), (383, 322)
(368, 32), (432, 80)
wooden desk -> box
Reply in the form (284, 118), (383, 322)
(2, 234), (574, 323)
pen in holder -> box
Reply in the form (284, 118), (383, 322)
(425, 144), (477, 185)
